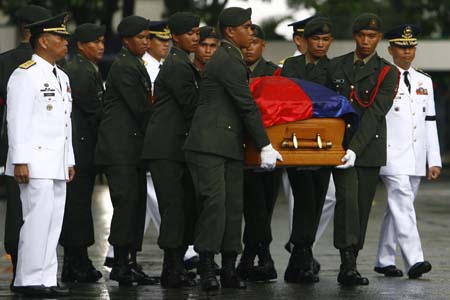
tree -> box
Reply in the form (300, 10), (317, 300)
(163, 0), (228, 26)
(287, 0), (450, 38)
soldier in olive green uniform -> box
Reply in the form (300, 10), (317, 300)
(95, 15), (154, 286)
(58, 23), (105, 283)
(184, 7), (282, 291)
(237, 24), (282, 282)
(141, 12), (200, 288)
(327, 13), (399, 285)
(281, 17), (333, 284)
(0, 5), (51, 289)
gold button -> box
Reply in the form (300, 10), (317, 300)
(375, 134), (379, 138)
(228, 125), (231, 129)
(347, 124), (351, 128)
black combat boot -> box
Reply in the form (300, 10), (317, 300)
(284, 245), (319, 283)
(110, 246), (137, 286)
(129, 250), (159, 285)
(338, 247), (369, 286)
(220, 252), (246, 289)
(62, 247), (102, 283)
(236, 245), (256, 280)
(161, 248), (196, 288)
(249, 243), (277, 282)
(199, 252), (220, 291)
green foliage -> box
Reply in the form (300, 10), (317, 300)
(288, 0), (450, 38)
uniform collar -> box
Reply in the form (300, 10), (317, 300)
(170, 46), (191, 63)
(248, 57), (262, 72)
(32, 53), (57, 72)
(353, 51), (376, 65)
(143, 51), (162, 67)
(77, 53), (99, 72)
(395, 64), (413, 75)
(221, 39), (244, 60)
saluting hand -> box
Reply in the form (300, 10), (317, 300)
(14, 164), (29, 184)
(68, 167), (76, 182)
(427, 166), (441, 180)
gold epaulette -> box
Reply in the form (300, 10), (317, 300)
(19, 60), (36, 69)
(415, 68), (431, 78)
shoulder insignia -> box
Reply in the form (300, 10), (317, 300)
(19, 60), (36, 69)
(415, 68), (431, 78)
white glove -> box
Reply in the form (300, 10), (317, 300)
(335, 149), (356, 169)
(260, 144), (283, 170)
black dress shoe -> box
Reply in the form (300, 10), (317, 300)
(50, 284), (70, 296)
(285, 246), (318, 284)
(337, 247), (368, 286)
(13, 285), (53, 297)
(408, 261), (432, 279)
(130, 262), (159, 285)
(62, 260), (103, 283)
(249, 260), (277, 282)
(184, 256), (199, 270)
(374, 265), (403, 277)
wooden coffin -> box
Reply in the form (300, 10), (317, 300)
(244, 118), (346, 167)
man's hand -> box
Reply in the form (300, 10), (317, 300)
(68, 167), (76, 182)
(260, 144), (283, 170)
(335, 149), (356, 169)
(14, 164), (29, 184)
(427, 166), (441, 180)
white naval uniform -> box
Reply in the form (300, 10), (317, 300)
(6, 54), (74, 287)
(376, 66), (441, 271)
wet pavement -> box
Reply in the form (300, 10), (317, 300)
(0, 168), (449, 299)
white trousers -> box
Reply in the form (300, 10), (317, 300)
(284, 171), (336, 244)
(14, 179), (66, 287)
(106, 173), (197, 260)
(376, 175), (423, 270)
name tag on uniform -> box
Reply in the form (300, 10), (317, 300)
(44, 92), (55, 97)
(333, 79), (345, 84)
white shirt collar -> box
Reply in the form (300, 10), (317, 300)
(32, 54), (57, 73)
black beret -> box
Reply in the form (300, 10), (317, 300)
(385, 24), (420, 47)
(304, 17), (332, 38)
(288, 15), (316, 35)
(149, 20), (171, 40)
(199, 26), (218, 41)
(219, 7), (252, 27)
(251, 24), (265, 40)
(168, 12), (200, 35)
(25, 12), (70, 37)
(118, 15), (149, 37)
(15, 5), (51, 24)
(75, 23), (105, 43)
(352, 13), (382, 33)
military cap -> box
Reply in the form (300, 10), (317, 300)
(219, 7), (252, 27)
(251, 24), (265, 40)
(25, 12), (70, 37)
(117, 15), (149, 37)
(15, 5), (51, 24)
(168, 12), (200, 35)
(352, 13), (382, 33)
(304, 16), (332, 38)
(74, 23), (105, 43)
(288, 15), (316, 35)
(384, 24), (420, 47)
(199, 26), (219, 42)
(149, 20), (171, 40)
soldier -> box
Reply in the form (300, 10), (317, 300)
(0, 5), (51, 289)
(58, 23), (105, 283)
(6, 12), (73, 297)
(141, 12), (200, 288)
(237, 24), (282, 282)
(375, 24), (441, 279)
(95, 15), (155, 286)
(286, 17), (314, 57)
(184, 7), (282, 291)
(327, 13), (399, 285)
(193, 26), (219, 73)
(104, 20), (171, 268)
(281, 16), (333, 284)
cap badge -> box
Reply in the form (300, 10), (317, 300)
(402, 26), (413, 39)
(322, 24), (330, 33)
(369, 19), (377, 28)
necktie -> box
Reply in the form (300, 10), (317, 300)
(403, 71), (411, 93)
(53, 67), (61, 89)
